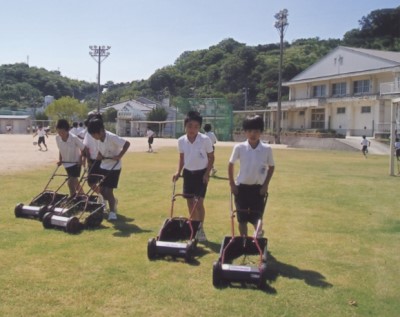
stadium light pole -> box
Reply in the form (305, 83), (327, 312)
(89, 45), (111, 112)
(274, 9), (288, 144)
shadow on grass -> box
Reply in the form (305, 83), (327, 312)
(108, 214), (152, 237)
(266, 252), (333, 289)
(211, 175), (229, 181)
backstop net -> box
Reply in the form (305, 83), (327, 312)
(175, 98), (233, 141)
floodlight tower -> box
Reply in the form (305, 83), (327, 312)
(89, 45), (111, 112)
(274, 9), (288, 144)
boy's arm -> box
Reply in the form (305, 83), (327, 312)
(114, 140), (130, 160)
(260, 166), (275, 196)
(172, 153), (184, 182)
(203, 152), (214, 183)
(228, 162), (238, 195)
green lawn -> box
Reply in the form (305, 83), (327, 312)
(1, 147), (399, 317)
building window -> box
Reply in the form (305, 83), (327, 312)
(337, 107), (346, 114)
(332, 82), (346, 96)
(353, 80), (370, 94)
(299, 111), (305, 116)
(311, 109), (325, 129)
(313, 85), (326, 97)
(361, 106), (371, 113)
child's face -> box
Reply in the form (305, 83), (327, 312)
(185, 120), (201, 137)
(91, 132), (102, 141)
(57, 129), (69, 140)
(244, 129), (262, 143)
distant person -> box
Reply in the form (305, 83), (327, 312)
(228, 115), (275, 237)
(32, 124), (48, 151)
(70, 121), (79, 136)
(6, 125), (12, 134)
(55, 119), (85, 197)
(204, 123), (218, 176)
(395, 138), (400, 161)
(88, 118), (131, 221)
(172, 111), (214, 242)
(361, 135), (370, 158)
(146, 127), (155, 152)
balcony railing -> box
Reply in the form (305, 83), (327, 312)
(380, 82), (400, 95)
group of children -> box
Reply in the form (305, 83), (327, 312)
(172, 111), (274, 241)
(55, 115), (130, 221)
(52, 110), (275, 238)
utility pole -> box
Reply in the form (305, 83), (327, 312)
(89, 45), (111, 112)
(274, 9), (289, 144)
(243, 87), (249, 110)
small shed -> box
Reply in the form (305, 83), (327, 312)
(0, 115), (32, 134)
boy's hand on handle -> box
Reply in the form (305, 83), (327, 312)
(230, 183), (238, 195)
(260, 185), (268, 196)
(172, 172), (180, 183)
(56, 161), (62, 166)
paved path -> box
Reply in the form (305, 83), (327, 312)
(336, 137), (390, 155)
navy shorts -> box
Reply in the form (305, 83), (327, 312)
(99, 168), (121, 189)
(38, 136), (46, 145)
(148, 136), (154, 145)
(234, 184), (266, 225)
(182, 168), (208, 198)
(65, 164), (81, 178)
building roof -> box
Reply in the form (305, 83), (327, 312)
(103, 99), (156, 113)
(286, 46), (400, 85)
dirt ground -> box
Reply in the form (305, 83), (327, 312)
(1, 134), (288, 175)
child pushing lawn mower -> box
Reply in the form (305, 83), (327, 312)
(147, 181), (202, 262)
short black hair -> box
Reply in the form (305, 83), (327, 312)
(204, 123), (212, 132)
(56, 119), (70, 131)
(242, 115), (264, 131)
(84, 113), (103, 127)
(72, 121), (78, 128)
(184, 110), (202, 126)
(88, 119), (105, 135)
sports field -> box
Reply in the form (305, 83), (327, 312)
(1, 134), (399, 317)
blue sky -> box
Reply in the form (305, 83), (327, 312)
(0, 0), (398, 83)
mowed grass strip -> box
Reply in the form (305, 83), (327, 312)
(0, 147), (399, 317)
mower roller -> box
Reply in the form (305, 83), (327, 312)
(14, 165), (69, 220)
(212, 194), (269, 289)
(147, 181), (201, 262)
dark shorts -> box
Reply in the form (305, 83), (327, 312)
(99, 168), (121, 189)
(234, 184), (265, 225)
(148, 136), (154, 145)
(65, 164), (81, 178)
(38, 136), (46, 145)
(182, 168), (208, 198)
(362, 145), (368, 152)
(87, 159), (102, 186)
(396, 149), (400, 157)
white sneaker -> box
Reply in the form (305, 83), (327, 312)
(196, 227), (207, 242)
(256, 230), (265, 239)
(108, 211), (117, 220)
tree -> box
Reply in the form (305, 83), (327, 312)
(146, 107), (168, 133)
(45, 96), (88, 122)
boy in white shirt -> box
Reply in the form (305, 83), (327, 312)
(88, 119), (130, 221)
(228, 115), (275, 237)
(172, 111), (214, 242)
(55, 119), (85, 197)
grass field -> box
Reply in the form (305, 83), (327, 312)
(1, 146), (399, 317)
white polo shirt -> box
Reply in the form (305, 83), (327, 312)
(205, 131), (217, 144)
(178, 133), (213, 171)
(56, 133), (85, 168)
(229, 140), (274, 185)
(97, 131), (127, 170)
(83, 132), (99, 160)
